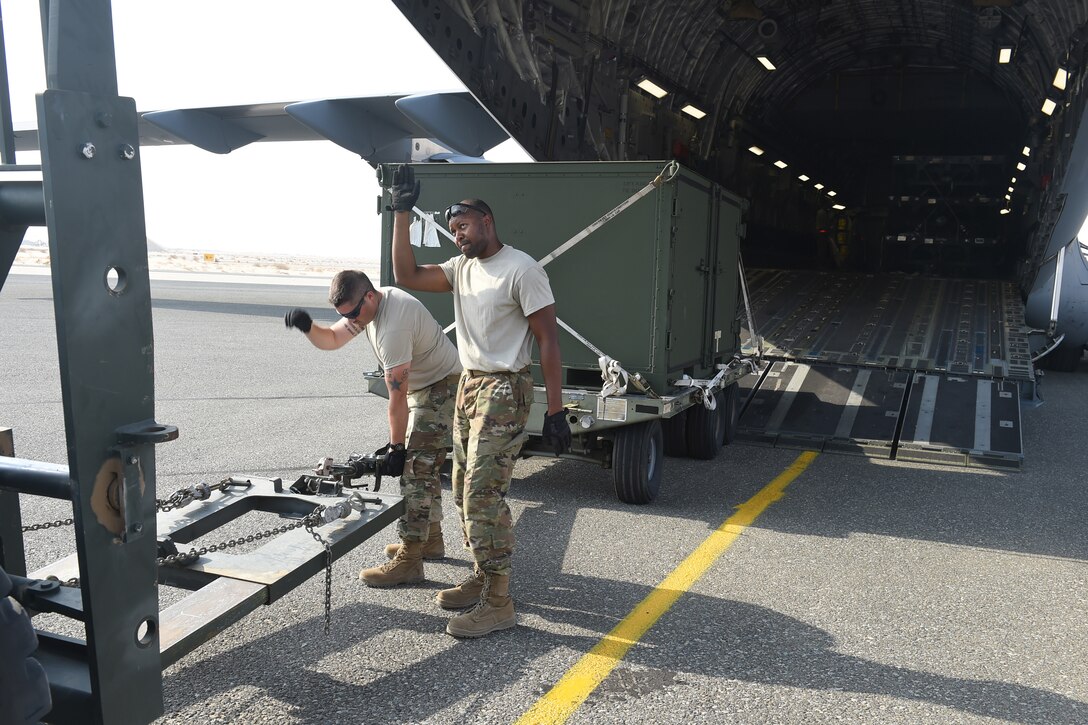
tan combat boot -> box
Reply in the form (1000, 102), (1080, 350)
(435, 567), (485, 610)
(359, 539), (424, 587)
(384, 522), (445, 560)
(445, 573), (515, 638)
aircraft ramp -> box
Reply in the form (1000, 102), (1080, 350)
(738, 271), (1030, 468)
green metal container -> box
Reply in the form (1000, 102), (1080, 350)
(377, 161), (747, 394)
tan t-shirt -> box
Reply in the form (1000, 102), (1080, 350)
(439, 245), (555, 372)
(364, 287), (461, 391)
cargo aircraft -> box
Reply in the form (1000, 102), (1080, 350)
(8, 0), (1088, 468)
(3, 6), (1087, 719)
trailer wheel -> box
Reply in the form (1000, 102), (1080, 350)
(0, 567), (52, 724)
(686, 391), (725, 459)
(721, 383), (739, 445)
(661, 409), (689, 457)
(612, 420), (664, 504)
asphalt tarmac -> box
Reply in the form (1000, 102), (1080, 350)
(2, 273), (1086, 724)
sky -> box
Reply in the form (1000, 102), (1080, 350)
(6, 0), (530, 260)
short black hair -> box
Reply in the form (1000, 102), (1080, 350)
(329, 270), (375, 307)
(463, 198), (493, 218)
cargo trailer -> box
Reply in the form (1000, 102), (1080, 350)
(370, 160), (759, 504)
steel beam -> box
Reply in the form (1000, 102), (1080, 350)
(0, 223), (24, 290)
(0, 181), (46, 226)
(41, 0), (118, 97)
(0, 456), (72, 500)
(37, 0), (167, 721)
(0, 5), (16, 163)
(0, 428), (26, 577)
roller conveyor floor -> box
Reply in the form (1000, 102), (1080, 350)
(737, 270), (1029, 467)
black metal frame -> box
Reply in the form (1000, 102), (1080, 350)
(0, 3), (404, 723)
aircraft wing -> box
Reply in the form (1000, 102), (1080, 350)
(12, 91), (510, 164)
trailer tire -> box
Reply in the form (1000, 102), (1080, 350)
(721, 383), (739, 446)
(661, 409), (689, 457)
(0, 567), (52, 725)
(612, 420), (664, 505)
(686, 391), (725, 460)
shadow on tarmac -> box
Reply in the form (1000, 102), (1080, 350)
(160, 455), (1087, 724)
(161, 597), (1086, 724)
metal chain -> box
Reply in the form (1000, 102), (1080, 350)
(157, 504), (335, 635)
(21, 517), (74, 532)
(156, 479), (230, 513)
(44, 576), (80, 588)
(304, 515), (334, 635)
(20, 479), (225, 531)
(156, 513), (321, 567)
(24, 485), (339, 634)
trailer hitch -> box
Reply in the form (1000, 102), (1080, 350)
(290, 450), (391, 496)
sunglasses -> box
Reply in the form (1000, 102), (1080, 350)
(444, 202), (488, 222)
(339, 291), (370, 320)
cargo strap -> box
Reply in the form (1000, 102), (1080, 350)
(422, 161), (681, 399)
(1031, 235), (1077, 362)
(538, 161), (678, 397)
(674, 357), (760, 409)
(737, 253), (763, 358)
(538, 160), (680, 267)
(412, 205), (456, 244)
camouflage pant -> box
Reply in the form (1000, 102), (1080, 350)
(452, 368), (533, 577)
(398, 373), (458, 542)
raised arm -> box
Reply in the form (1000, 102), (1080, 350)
(284, 310), (358, 350)
(386, 165), (452, 293)
(392, 209), (453, 293)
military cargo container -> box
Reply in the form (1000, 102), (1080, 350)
(375, 161), (755, 504)
(378, 161), (747, 390)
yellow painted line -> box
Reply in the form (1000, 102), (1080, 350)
(516, 450), (819, 725)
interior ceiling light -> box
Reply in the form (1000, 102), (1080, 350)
(1008, 186), (1015, 193)
(1011, 177), (1017, 184)
(998, 47), (1013, 64)
(756, 56), (777, 71)
(1022, 146), (1031, 156)
(773, 160), (788, 169)
(636, 77), (668, 99)
(1042, 98), (1058, 115)
(681, 104), (707, 119)
(1005, 194), (1012, 200)
(827, 190), (837, 197)
(1054, 68), (1069, 90)
(748, 145), (765, 155)
(1016, 162), (1027, 171)
(798, 174), (810, 181)
(814, 182), (825, 190)
(832, 204), (846, 210)
(1000, 208), (1011, 215)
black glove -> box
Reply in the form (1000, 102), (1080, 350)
(284, 308), (313, 333)
(541, 410), (571, 457)
(387, 164), (420, 212)
(378, 443), (406, 476)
